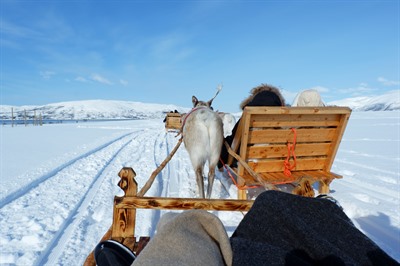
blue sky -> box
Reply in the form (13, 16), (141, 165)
(1, 0), (399, 112)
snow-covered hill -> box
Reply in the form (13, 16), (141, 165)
(0, 100), (190, 120)
(328, 90), (400, 111)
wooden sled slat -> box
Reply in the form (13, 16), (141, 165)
(247, 142), (332, 159)
(115, 196), (253, 211)
(250, 113), (342, 127)
(247, 157), (328, 173)
(248, 128), (337, 144)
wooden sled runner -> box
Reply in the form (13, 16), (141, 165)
(225, 106), (351, 199)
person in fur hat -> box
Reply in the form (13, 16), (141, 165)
(218, 84), (286, 169)
(292, 89), (325, 107)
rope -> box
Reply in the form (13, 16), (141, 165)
(138, 136), (183, 197)
(223, 141), (277, 190)
(283, 128), (297, 178)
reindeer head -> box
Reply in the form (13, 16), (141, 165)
(191, 85), (222, 110)
(192, 96), (214, 109)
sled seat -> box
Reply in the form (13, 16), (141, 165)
(164, 112), (182, 131)
(226, 106), (351, 199)
(84, 167), (254, 266)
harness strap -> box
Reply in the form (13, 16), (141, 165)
(219, 158), (261, 190)
(180, 106), (208, 135)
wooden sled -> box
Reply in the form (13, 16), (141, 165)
(164, 112), (182, 131)
(225, 106), (351, 199)
(84, 167), (254, 266)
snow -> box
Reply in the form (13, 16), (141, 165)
(0, 111), (399, 265)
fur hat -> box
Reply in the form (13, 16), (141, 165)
(240, 84), (286, 110)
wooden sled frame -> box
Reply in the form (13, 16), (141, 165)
(84, 167), (254, 265)
(227, 106), (352, 199)
(164, 112), (182, 131)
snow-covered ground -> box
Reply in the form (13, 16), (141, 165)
(0, 111), (399, 265)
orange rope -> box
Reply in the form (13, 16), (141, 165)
(284, 128), (297, 178)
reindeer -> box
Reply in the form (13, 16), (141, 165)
(182, 89), (224, 198)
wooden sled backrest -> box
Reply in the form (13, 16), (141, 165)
(165, 113), (182, 130)
(228, 106), (352, 176)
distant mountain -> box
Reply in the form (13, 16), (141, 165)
(0, 100), (190, 120)
(1, 90), (399, 121)
(327, 90), (399, 111)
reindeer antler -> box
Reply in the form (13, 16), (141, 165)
(209, 83), (223, 102)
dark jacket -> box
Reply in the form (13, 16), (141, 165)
(218, 84), (285, 169)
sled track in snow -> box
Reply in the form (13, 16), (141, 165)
(34, 131), (143, 266)
(0, 132), (135, 209)
(335, 158), (398, 176)
(147, 131), (169, 235)
(163, 133), (174, 197)
(146, 131), (185, 235)
(0, 129), (147, 266)
(152, 131), (167, 196)
(337, 176), (399, 202)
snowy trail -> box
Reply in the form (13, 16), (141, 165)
(0, 132), (135, 208)
(36, 137), (135, 266)
(0, 129), (147, 265)
(163, 133), (180, 198)
(54, 128), (161, 265)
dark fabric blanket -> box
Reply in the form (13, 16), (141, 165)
(230, 190), (399, 266)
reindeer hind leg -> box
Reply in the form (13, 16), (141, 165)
(207, 167), (215, 199)
(195, 167), (205, 198)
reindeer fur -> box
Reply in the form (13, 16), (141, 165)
(183, 96), (224, 198)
